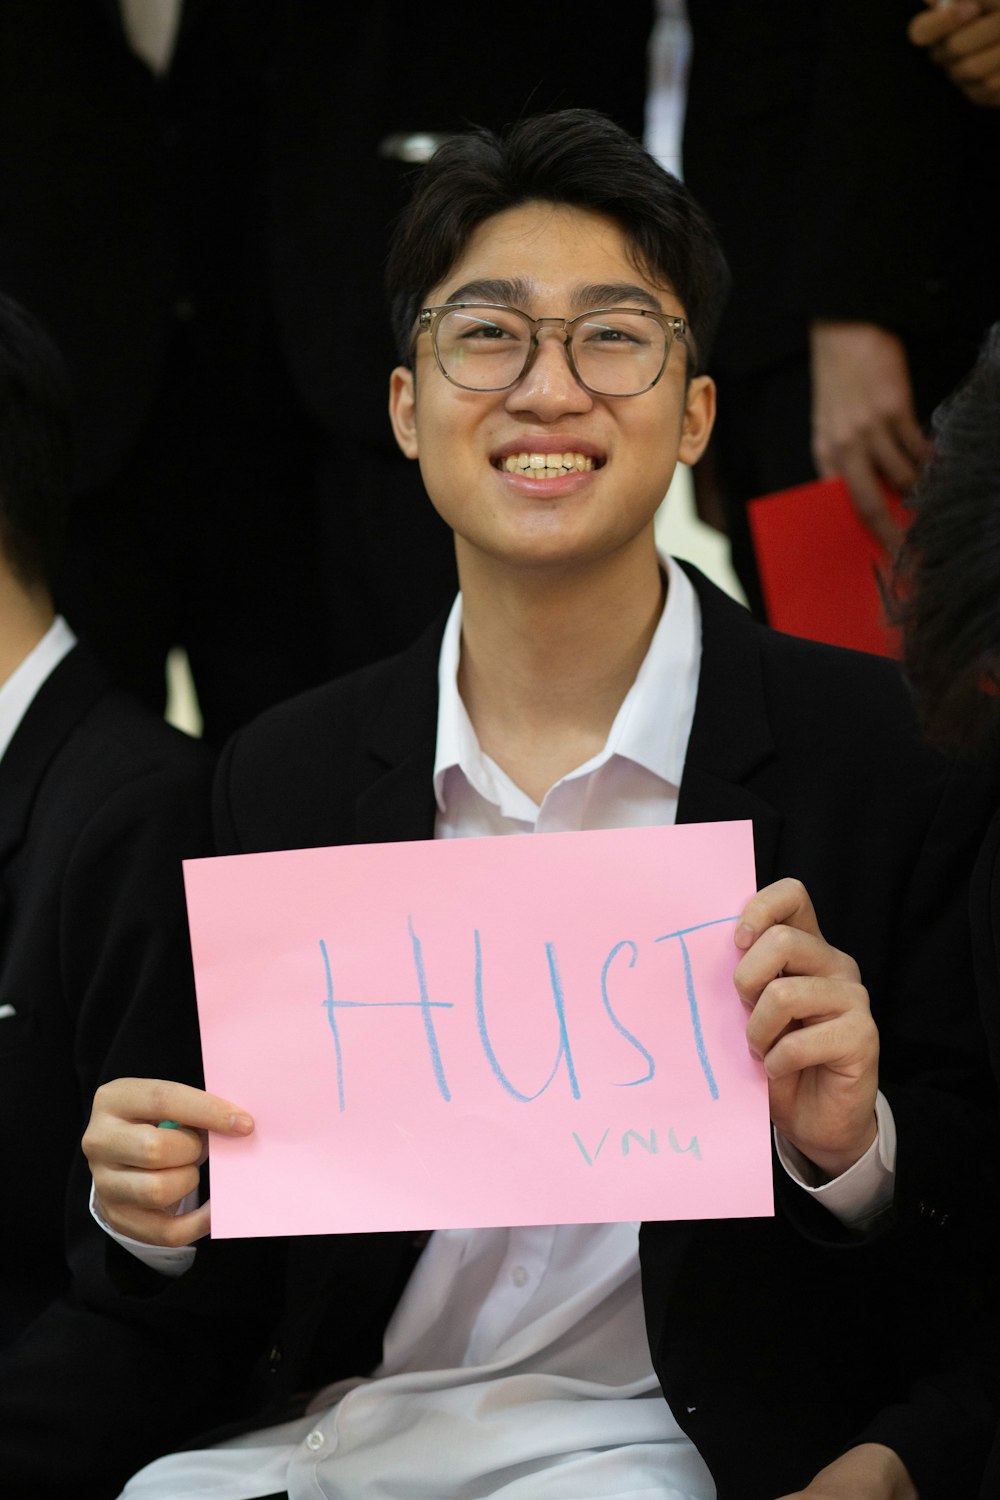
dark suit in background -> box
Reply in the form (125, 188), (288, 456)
(2, 569), (994, 1498)
(0, 0), (653, 742)
(0, 643), (211, 1346)
(683, 0), (1000, 615)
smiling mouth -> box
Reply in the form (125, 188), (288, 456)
(494, 450), (602, 477)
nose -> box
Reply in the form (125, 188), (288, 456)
(503, 326), (593, 421)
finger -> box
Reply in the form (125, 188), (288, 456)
(840, 453), (902, 552)
(93, 1160), (203, 1216)
(950, 35), (1000, 80)
(961, 67), (1000, 99)
(866, 424), (922, 495)
(908, 2), (982, 47)
(757, 1007), (878, 1082)
(158, 1117), (209, 1167)
(933, 9), (1000, 58)
(810, 423), (841, 481)
(92, 1077), (254, 1135)
(84, 1115), (205, 1172)
(735, 877), (819, 951)
(736, 935), (861, 1016)
(97, 1197), (212, 1249)
(890, 410), (934, 471)
(744, 974), (869, 1056)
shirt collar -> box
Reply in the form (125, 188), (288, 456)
(433, 556), (701, 813)
(0, 616), (77, 763)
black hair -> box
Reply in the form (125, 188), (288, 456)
(890, 323), (1000, 754)
(386, 109), (730, 375)
(0, 292), (73, 589)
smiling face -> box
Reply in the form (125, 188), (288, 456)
(389, 201), (715, 583)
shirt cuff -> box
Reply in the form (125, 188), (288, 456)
(775, 1090), (896, 1230)
(89, 1180), (198, 1278)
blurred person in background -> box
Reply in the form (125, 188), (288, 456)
(0, 290), (212, 1351)
(683, 0), (999, 618)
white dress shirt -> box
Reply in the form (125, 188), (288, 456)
(116, 560), (892, 1499)
(0, 616), (76, 762)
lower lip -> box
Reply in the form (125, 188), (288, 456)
(493, 465), (599, 497)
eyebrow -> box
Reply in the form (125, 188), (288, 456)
(442, 278), (666, 314)
(444, 278), (534, 307)
(575, 282), (665, 314)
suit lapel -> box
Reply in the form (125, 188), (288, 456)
(0, 646), (108, 868)
(676, 564), (782, 886)
(0, 646), (108, 951)
(354, 621), (443, 847)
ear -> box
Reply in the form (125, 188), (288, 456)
(389, 366), (419, 460)
(677, 374), (716, 466)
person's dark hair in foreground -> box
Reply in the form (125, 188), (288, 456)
(0, 291), (73, 587)
(892, 323), (1000, 755)
(892, 322), (1000, 1500)
(386, 108), (731, 374)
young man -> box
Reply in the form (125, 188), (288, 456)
(0, 293), (212, 1342)
(20, 114), (996, 1499)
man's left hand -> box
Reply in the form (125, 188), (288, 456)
(735, 879), (879, 1180)
(776, 1441), (918, 1498)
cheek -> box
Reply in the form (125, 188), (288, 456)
(412, 438), (472, 528)
(617, 437), (678, 512)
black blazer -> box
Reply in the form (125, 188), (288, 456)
(0, 644), (213, 1345)
(1, 573), (995, 1497)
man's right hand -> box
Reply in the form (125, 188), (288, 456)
(83, 1078), (254, 1247)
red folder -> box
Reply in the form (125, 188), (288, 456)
(748, 477), (909, 658)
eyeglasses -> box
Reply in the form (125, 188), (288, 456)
(412, 303), (687, 397)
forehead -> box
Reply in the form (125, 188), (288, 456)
(426, 201), (680, 317)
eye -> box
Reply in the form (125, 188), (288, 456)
(461, 320), (511, 340)
(591, 326), (637, 343)
(576, 312), (654, 350)
(447, 308), (524, 342)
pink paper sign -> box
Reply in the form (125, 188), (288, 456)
(184, 820), (773, 1238)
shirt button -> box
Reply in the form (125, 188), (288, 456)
(306, 1430), (326, 1452)
(511, 1265), (529, 1287)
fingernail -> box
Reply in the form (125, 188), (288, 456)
(228, 1113), (254, 1134)
(735, 923), (754, 949)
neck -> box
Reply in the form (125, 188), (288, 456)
(456, 539), (666, 804)
(0, 575), (56, 689)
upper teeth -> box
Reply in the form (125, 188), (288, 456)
(503, 451), (594, 474)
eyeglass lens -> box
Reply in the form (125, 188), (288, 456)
(433, 307), (669, 395)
